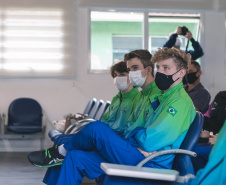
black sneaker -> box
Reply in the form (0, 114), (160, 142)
(27, 145), (65, 168)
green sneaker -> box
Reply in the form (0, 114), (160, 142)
(27, 145), (65, 168)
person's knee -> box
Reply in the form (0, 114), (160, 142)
(67, 150), (85, 161)
(84, 120), (109, 132)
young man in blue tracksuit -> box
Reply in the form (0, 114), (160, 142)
(42, 61), (141, 185)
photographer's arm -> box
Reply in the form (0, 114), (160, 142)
(163, 33), (178, 48)
(163, 27), (182, 48)
(185, 31), (204, 60)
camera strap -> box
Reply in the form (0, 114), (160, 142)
(185, 40), (189, 53)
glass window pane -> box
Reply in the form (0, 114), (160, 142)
(148, 14), (200, 56)
(90, 11), (143, 71)
(113, 36), (142, 64)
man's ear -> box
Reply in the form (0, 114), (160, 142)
(179, 68), (187, 78)
(197, 70), (202, 77)
(146, 66), (153, 75)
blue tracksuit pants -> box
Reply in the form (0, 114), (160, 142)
(54, 134), (74, 145)
(191, 143), (212, 174)
(45, 121), (161, 185)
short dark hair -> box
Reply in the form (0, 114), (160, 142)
(191, 60), (201, 71)
(151, 47), (191, 70)
(110, 61), (128, 78)
(124, 49), (154, 76)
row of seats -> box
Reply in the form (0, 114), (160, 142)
(48, 98), (110, 141)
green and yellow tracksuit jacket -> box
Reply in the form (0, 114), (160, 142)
(128, 83), (196, 168)
(101, 87), (140, 133)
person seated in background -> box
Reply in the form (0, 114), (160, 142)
(188, 119), (226, 185)
(27, 47), (196, 185)
(184, 60), (211, 114)
(202, 90), (226, 135)
(192, 132), (219, 174)
(192, 91), (226, 174)
(163, 26), (204, 60)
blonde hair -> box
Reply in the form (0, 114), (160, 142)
(151, 47), (191, 70)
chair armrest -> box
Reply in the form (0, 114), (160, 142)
(64, 118), (95, 134)
(69, 119), (96, 134)
(101, 163), (179, 181)
(101, 161), (196, 183)
(64, 120), (80, 134)
(100, 149), (197, 184)
(77, 118), (96, 124)
(75, 113), (88, 117)
(137, 149), (197, 167)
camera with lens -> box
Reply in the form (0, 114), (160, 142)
(181, 26), (189, 36)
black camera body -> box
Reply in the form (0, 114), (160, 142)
(181, 26), (189, 36)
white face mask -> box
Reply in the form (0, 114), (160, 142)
(114, 76), (129, 92)
(129, 70), (147, 87)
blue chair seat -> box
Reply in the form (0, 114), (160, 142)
(7, 98), (43, 134)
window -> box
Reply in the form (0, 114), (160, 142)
(0, 0), (75, 78)
(148, 14), (200, 55)
(112, 36), (142, 64)
(90, 11), (143, 71)
(90, 11), (200, 72)
(149, 36), (186, 54)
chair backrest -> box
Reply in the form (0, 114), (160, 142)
(94, 101), (111, 121)
(7, 98), (43, 134)
(83, 98), (97, 116)
(172, 111), (204, 176)
(87, 99), (104, 119)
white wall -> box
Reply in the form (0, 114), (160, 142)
(201, 12), (226, 100)
(0, 0), (226, 151)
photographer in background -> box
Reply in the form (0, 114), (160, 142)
(163, 26), (204, 60)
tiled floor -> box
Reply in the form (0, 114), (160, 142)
(0, 152), (96, 185)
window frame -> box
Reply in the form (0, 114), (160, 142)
(88, 9), (203, 74)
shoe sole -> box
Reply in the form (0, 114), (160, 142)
(33, 162), (63, 168)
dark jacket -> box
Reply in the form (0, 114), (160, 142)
(163, 33), (204, 60)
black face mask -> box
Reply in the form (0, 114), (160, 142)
(185, 72), (199, 84)
(155, 70), (180, 91)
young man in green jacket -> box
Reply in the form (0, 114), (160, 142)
(125, 49), (162, 124)
(28, 47), (196, 185)
(101, 61), (140, 133)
